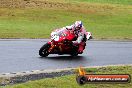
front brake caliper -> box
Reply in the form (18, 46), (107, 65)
(48, 43), (55, 53)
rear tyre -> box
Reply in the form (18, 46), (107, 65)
(39, 43), (50, 57)
(71, 50), (78, 56)
(70, 46), (78, 56)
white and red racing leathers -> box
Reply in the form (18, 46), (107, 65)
(65, 25), (87, 53)
(51, 25), (87, 53)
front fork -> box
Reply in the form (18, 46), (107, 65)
(48, 41), (63, 53)
(48, 44), (55, 53)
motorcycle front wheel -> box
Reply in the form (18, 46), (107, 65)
(39, 43), (50, 57)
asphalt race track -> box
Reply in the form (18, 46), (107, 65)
(0, 39), (132, 73)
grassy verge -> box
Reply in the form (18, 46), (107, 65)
(71, 0), (132, 5)
(4, 65), (132, 88)
(0, 0), (132, 39)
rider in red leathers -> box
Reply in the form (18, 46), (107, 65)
(65, 21), (87, 53)
(51, 21), (88, 54)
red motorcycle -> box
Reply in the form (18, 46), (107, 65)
(39, 29), (92, 57)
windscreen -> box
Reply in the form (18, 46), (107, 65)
(58, 31), (67, 37)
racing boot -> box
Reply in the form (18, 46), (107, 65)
(78, 42), (86, 54)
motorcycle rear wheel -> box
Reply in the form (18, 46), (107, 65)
(39, 43), (50, 57)
(70, 52), (78, 56)
(70, 46), (78, 56)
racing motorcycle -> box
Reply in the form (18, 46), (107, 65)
(39, 29), (92, 57)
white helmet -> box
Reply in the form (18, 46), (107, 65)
(74, 21), (83, 30)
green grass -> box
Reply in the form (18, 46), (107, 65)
(36, 0), (132, 5)
(0, 0), (132, 39)
(4, 65), (132, 88)
(71, 0), (132, 5)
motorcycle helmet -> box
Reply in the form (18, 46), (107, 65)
(74, 21), (83, 31)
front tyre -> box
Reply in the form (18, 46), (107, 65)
(39, 43), (50, 57)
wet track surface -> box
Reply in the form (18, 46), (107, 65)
(0, 39), (132, 73)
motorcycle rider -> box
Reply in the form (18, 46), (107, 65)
(51, 21), (88, 54)
(65, 21), (87, 53)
